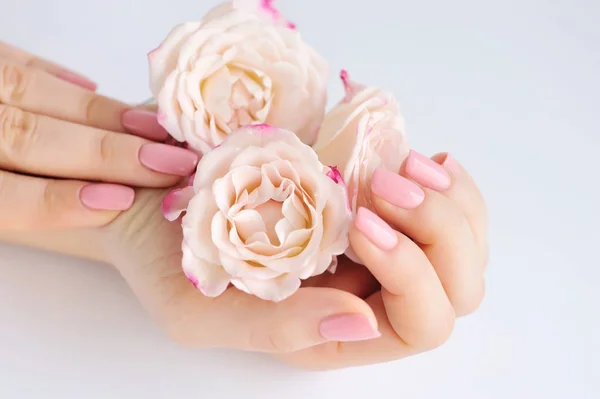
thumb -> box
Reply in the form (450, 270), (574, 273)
(176, 286), (380, 353)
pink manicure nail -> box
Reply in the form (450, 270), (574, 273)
(372, 168), (425, 209)
(442, 153), (461, 175)
(319, 314), (381, 342)
(55, 70), (97, 91)
(122, 109), (169, 141)
(355, 207), (398, 251)
(80, 184), (135, 211)
(405, 150), (451, 191)
(139, 143), (199, 176)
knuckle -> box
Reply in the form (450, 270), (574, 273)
(249, 327), (298, 353)
(40, 180), (68, 218)
(0, 106), (39, 163)
(97, 132), (118, 165)
(82, 94), (102, 125)
(0, 61), (31, 104)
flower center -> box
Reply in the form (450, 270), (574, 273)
(254, 199), (283, 245)
(202, 65), (273, 134)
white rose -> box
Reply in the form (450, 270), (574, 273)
(148, 1), (328, 154)
(162, 125), (351, 302)
(314, 70), (409, 215)
(313, 71), (409, 262)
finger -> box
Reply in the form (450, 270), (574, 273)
(0, 170), (134, 230)
(150, 279), (380, 354)
(0, 41), (97, 91)
(121, 108), (170, 141)
(0, 58), (127, 132)
(370, 166), (484, 316)
(301, 258), (380, 299)
(431, 152), (489, 266)
(0, 105), (198, 185)
(281, 208), (455, 370)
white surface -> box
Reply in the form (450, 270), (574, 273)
(1, 0), (599, 397)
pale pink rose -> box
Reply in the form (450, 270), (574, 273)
(148, 1), (328, 154)
(313, 71), (409, 261)
(204, 0), (297, 29)
(163, 125), (351, 302)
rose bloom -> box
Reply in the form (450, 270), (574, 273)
(148, 0), (328, 154)
(313, 71), (409, 263)
(314, 70), (409, 215)
(162, 125), (351, 302)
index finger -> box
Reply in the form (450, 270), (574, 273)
(0, 41), (97, 91)
(0, 58), (126, 132)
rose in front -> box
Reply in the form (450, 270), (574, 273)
(313, 70), (409, 215)
(162, 125), (351, 302)
(148, 0), (328, 154)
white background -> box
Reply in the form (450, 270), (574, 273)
(1, 0), (598, 397)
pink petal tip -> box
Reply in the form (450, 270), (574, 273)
(162, 187), (195, 221)
(340, 69), (360, 102)
(260, 0), (296, 29)
(327, 166), (352, 212)
(184, 270), (200, 288)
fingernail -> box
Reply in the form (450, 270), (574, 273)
(55, 70), (97, 91)
(355, 207), (398, 251)
(139, 143), (198, 176)
(80, 184), (135, 211)
(442, 153), (461, 175)
(319, 314), (381, 342)
(122, 109), (169, 141)
(372, 168), (425, 209)
(405, 150), (451, 191)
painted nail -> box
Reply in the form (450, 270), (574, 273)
(55, 70), (97, 91)
(319, 313), (381, 342)
(405, 150), (451, 191)
(442, 153), (461, 175)
(372, 168), (425, 209)
(122, 109), (169, 141)
(80, 184), (135, 211)
(355, 207), (398, 251)
(139, 143), (198, 176)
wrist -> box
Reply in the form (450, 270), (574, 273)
(0, 226), (113, 264)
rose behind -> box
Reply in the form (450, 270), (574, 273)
(314, 70), (409, 216)
(151, 0), (412, 300)
(162, 125), (351, 302)
(148, 0), (328, 154)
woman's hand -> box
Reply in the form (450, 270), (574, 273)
(0, 41), (198, 231)
(102, 150), (487, 370)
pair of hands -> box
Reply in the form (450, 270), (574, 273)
(0, 41), (198, 230)
(1, 43), (488, 370)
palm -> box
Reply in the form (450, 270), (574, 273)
(109, 188), (379, 319)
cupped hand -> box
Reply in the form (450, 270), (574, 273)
(104, 151), (487, 370)
(0, 41), (198, 231)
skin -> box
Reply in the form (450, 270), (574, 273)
(0, 41), (192, 230)
(3, 151), (487, 370)
(0, 43), (488, 370)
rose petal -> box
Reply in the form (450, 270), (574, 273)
(182, 243), (231, 297)
(182, 189), (221, 265)
(162, 186), (195, 221)
(149, 22), (202, 96)
(232, 272), (301, 302)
